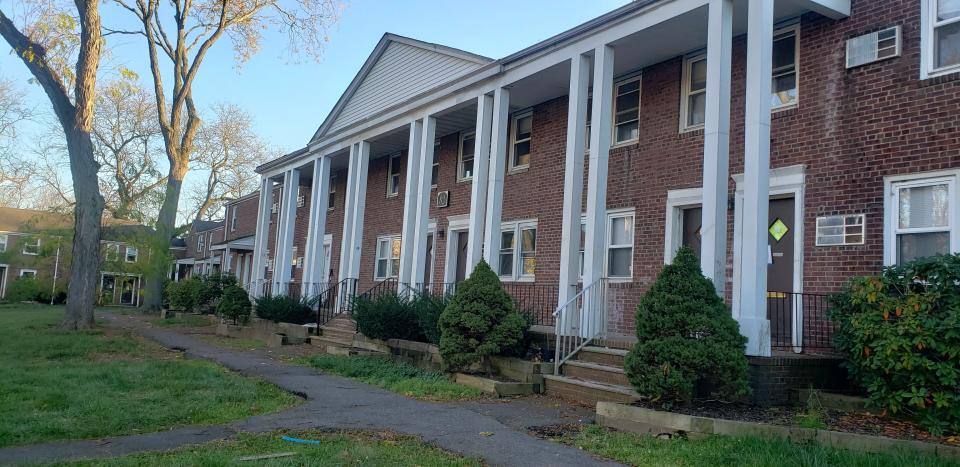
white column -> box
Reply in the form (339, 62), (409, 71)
(737, 0), (774, 357)
(398, 120), (424, 288)
(583, 44), (614, 289)
(466, 94), (494, 274)
(558, 53), (591, 312)
(347, 141), (371, 281)
(302, 156), (331, 295)
(338, 145), (360, 283)
(275, 169), (300, 292)
(224, 247), (232, 274)
(410, 116), (437, 285)
(700, 0), (734, 293)
(482, 87), (510, 272)
(250, 176), (273, 297)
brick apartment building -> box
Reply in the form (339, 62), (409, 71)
(238, 0), (959, 397)
(173, 219), (225, 279)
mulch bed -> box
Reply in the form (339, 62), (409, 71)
(631, 400), (960, 447)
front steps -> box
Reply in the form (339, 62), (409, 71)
(308, 317), (379, 356)
(544, 345), (641, 406)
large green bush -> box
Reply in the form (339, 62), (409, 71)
(165, 277), (202, 312)
(6, 277), (42, 302)
(410, 292), (451, 345)
(438, 260), (526, 373)
(830, 254), (960, 435)
(217, 285), (252, 324)
(352, 292), (424, 342)
(624, 247), (749, 404)
(197, 273), (237, 313)
(254, 294), (316, 324)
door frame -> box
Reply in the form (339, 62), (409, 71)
(443, 215), (471, 285)
(732, 164), (805, 353)
(0, 264), (7, 299)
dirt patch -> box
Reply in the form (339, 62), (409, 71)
(528, 423), (585, 439)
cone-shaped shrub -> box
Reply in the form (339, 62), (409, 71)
(438, 260), (526, 372)
(624, 247), (750, 403)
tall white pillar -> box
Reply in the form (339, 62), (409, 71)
(700, 0), (734, 293)
(738, 0), (774, 357)
(275, 168), (300, 292)
(398, 120), (424, 288)
(558, 53), (591, 312)
(482, 87), (510, 273)
(251, 176), (274, 297)
(338, 145), (360, 283)
(583, 45), (614, 290)
(302, 156), (331, 295)
(466, 94), (494, 274)
(224, 247), (232, 274)
(347, 141), (371, 282)
(410, 116), (437, 285)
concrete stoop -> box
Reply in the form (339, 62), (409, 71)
(544, 345), (640, 406)
(308, 317), (385, 357)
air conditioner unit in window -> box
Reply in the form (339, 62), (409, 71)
(271, 202), (278, 213)
(436, 190), (450, 208)
(296, 256), (304, 268)
(297, 195), (305, 207)
(846, 26), (900, 69)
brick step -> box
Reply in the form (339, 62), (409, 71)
(319, 327), (357, 343)
(543, 374), (640, 406)
(323, 318), (357, 332)
(575, 346), (629, 367)
(562, 360), (629, 387)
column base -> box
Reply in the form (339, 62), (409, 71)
(737, 317), (771, 357)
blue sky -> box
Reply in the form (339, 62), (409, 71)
(2, 0), (628, 153)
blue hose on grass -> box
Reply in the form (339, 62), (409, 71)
(281, 435), (321, 445)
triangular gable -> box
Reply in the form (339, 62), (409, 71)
(312, 34), (491, 141)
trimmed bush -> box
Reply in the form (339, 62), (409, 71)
(197, 273), (237, 313)
(438, 260), (526, 373)
(830, 254), (960, 435)
(6, 277), (42, 302)
(254, 294), (315, 324)
(352, 292), (424, 342)
(410, 292), (450, 345)
(624, 247), (750, 404)
(218, 285), (252, 325)
(165, 277), (202, 312)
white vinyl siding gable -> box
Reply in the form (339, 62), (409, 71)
(328, 42), (485, 134)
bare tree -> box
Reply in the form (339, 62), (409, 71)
(93, 77), (166, 222)
(109, 0), (339, 310)
(0, 76), (35, 206)
(185, 103), (272, 221)
(0, 0), (105, 329)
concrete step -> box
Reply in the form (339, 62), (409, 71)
(323, 318), (357, 332)
(562, 360), (629, 387)
(308, 336), (383, 357)
(543, 374), (640, 406)
(319, 327), (356, 344)
(575, 346), (629, 367)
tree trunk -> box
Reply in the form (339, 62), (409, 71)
(61, 127), (104, 330)
(141, 171), (185, 311)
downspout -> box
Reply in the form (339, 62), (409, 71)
(50, 237), (61, 305)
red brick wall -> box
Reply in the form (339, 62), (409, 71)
(224, 195), (260, 242)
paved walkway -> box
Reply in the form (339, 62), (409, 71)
(1, 313), (619, 466)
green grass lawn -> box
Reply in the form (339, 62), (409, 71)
(0, 304), (299, 447)
(150, 314), (213, 327)
(50, 430), (481, 466)
(565, 425), (959, 467)
(298, 355), (484, 401)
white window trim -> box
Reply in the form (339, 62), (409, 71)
(921, 0), (960, 79)
(105, 242), (121, 262)
(230, 207), (238, 232)
(664, 188), (705, 262)
(679, 52), (707, 133)
(612, 74), (642, 146)
(328, 181), (336, 211)
(431, 141), (441, 188)
(498, 219), (538, 282)
(883, 170), (960, 265)
(815, 214), (866, 247)
(19, 268), (37, 278)
(771, 23), (801, 111)
(386, 152), (401, 197)
(457, 131), (475, 182)
(0, 234), (7, 253)
(125, 246), (139, 263)
(579, 208), (637, 283)
(374, 234), (402, 281)
(22, 237), (40, 256)
(509, 110), (533, 171)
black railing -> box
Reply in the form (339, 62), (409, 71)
(502, 282), (559, 327)
(768, 291), (835, 353)
(409, 282), (457, 298)
(359, 278), (399, 301)
(314, 278), (357, 332)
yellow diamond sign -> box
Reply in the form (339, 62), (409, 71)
(769, 218), (789, 242)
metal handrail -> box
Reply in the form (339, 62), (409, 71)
(553, 277), (607, 375)
(552, 279), (598, 317)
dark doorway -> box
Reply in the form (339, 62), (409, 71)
(455, 231), (469, 283)
(423, 234), (434, 285)
(681, 206), (703, 259)
(767, 197), (796, 347)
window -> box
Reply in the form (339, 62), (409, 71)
(613, 76), (641, 144)
(105, 243), (120, 261)
(891, 177), (954, 264)
(197, 234), (204, 252)
(816, 215), (865, 246)
(431, 141), (440, 187)
(607, 212), (634, 279)
(230, 207), (238, 231)
(458, 132), (475, 181)
(328, 181), (336, 210)
(771, 26), (799, 109)
(375, 235), (402, 279)
(22, 237), (40, 255)
(925, 0), (960, 76)
(125, 246), (139, 263)
(498, 221), (537, 280)
(0, 234), (6, 252)
(387, 153), (401, 197)
(584, 92), (593, 151)
(681, 54), (707, 131)
(510, 112), (532, 169)
(19, 269), (36, 279)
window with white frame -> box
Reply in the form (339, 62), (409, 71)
(891, 176), (954, 264)
(772, 26), (799, 109)
(387, 153), (401, 196)
(584, 92), (593, 151)
(816, 215), (865, 246)
(230, 206), (238, 231)
(578, 210), (635, 280)
(0, 234), (6, 252)
(431, 141), (440, 187)
(125, 246), (139, 263)
(197, 234), (204, 252)
(925, 0), (960, 76)
(498, 221), (537, 280)
(681, 54), (707, 131)
(105, 243), (120, 261)
(328, 181), (336, 210)
(458, 132), (475, 181)
(613, 76), (641, 144)
(375, 235), (402, 279)
(510, 111), (532, 169)
(22, 237), (40, 255)
(19, 269), (36, 279)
